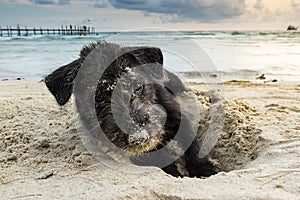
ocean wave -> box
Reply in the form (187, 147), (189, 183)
(0, 30), (299, 82)
(0, 34), (102, 42)
(231, 31), (246, 36)
(1, 31), (300, 42)
(180, 31), (216, 36)
(179, 69), (261, 77)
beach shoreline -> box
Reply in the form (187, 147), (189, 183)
(0, 80), (299, 199)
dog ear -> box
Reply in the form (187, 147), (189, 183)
(127, 47), (163, 65)
(122, 47), (164, 79)
(124, 47), (187, 93)
(45, 58), (81, 106)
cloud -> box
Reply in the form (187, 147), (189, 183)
(159, 14), (179, 23)
(290, 0), (300, 21)
(27, 0), (247, 22)
(28, 0), (55, 4)
(108, 0), (247, 22)
(291, 0), (300, 10)
(254, 0), (264, 10)
(58, 0), (69, 5)
(93, 0), (110, 8)
(28, 0), (69, 5)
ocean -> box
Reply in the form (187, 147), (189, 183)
(0, 30), (300, 82)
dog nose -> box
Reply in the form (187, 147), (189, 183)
(131, 110), (150, 127)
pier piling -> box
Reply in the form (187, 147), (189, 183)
(0, 25), (94, 37)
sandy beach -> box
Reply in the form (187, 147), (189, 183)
(0, 80), (299, 199)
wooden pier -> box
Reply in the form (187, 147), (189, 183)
(0, 25), (96, 37)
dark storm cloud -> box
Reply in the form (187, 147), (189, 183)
(108, 0), (247, 22)
(27, 0), (247, 22)
(28, 0), (56, 4)
(28, 0), (69, 5)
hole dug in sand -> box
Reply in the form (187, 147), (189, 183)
(0, 90), (264, 181)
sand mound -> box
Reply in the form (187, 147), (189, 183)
(212, 99), (263, 171)
(194, 90), (263, 172)
(0, 97), (97, 180)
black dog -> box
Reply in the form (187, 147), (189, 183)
(45, 41), (216, 178)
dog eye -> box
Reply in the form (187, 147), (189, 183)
(134, 84), (144, 95)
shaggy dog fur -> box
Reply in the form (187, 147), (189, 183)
(45, 42), (216, 178)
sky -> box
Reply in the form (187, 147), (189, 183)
(0, 0), (299, 31)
